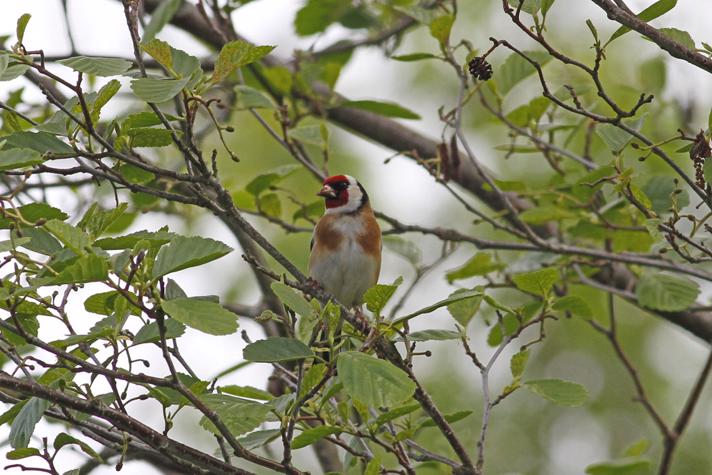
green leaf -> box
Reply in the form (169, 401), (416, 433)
(643, 175), (688, 214)
(405, 329), (461, 341)
(510, 350), (530, 379)
(58, 56), (132, 76)
(597, 122), (639, 153)
(394, 289), (482, 325)
(199, 394), (271, 437)
(9, 397), (50, 448)
(6, 448), (40, 460)
(126, 127), (174, 147)
(219, 385), (273, 401)
(446, 253), (504, 282)
(607, 0), (677, 44)
(0, 203), (67, 228)
(152, 235), (232, 278)
(420, 410), (472, 428)
(117, 163), (154, 184)
(371, 403), (420, 428)
(271, 282), (314, 317)
(447, 288), (483, 327)
(295, 0), (350, 36)
(133, 319), (185, 345)
(236, 429), (281, 450)
(512, 268), (559, 297)
(141, 39), (173, 69)
(657, 27), (695, 49)
(94, 229), (175, 250)
(130, 77), (189, 103)
(243, 337), (314, 362)
(91, 79), (121, 122)
(391, 53), (438, 62)
(84, 291), (139, 316)
(520, 206), (576, 224)
(46, 254), (108, 285)
(288, 124), (328, 146)
(161, 298), (238, 336)
(292, 426), (341, 449)
(245, 164), (301, 196)
(497, 51), (551, 95)
(44, 219), (91, 254)
(507, 0), (541, 14)
(552, 296), (593, 318)
(639, 56), (666, 93)
(16, 13), (31, 45)
(212, 40), (275, 83)
(234, 85), (274, 109)
(0, 56), (29, 82)
(0, 148), (42, 171)
(524, 379), (588, 406)
(259, 193), (281, 218)
(364, 277), (402, 314)
(585, 457), (652, 475)
(54, 433), (103, 461)
(623, 439), (651, 457)
(337, 351), (415, 407)
(143, 0), (182, 41)
(635, 273), (699, 312)
(4, 131), (74, 154)
(340, 100), (420, 120)
(383, 236), (422, 267)
(429, 14), (454, 47)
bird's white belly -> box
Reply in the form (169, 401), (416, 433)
(310, 237), (377, 307)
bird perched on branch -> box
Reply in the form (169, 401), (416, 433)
(309, 175), (381, 309)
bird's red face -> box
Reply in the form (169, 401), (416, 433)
(318, 175), (352, 209)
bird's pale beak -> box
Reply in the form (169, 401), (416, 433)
(317, 184), (337, 199)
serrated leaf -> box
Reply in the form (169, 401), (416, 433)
(141, 38), (173, 69)
(94, 229), (175, 250)
(235, 85), (274, 109)
(429, 14), (454, 46)
(58, 56), (132, 77)
(199, 394), (270, 437)
(245, 164), (301, 196)
(657, 27), (695, 49)
(395, 289), (482, 325)
(271, 282), (314, 317)
(0, 203), (67, 228)
(585, 456), (652, 475)
(512, 268), (559, 297)
(126, 127), (174, 147)
(212, 40), (275, 83)
(133, 319), (185, 345)
(497, 51), (551, 95)
(4, 131), (74, 154)
(391, 53), (438, 62)
(54, 433), (103, 461)
(130, 77), (188, 103)
(364, 277), (402, 314)
(446, 253), (504, 282)
(243, 337), (314, 362)
(287, 124), (326, 146)
(91, 79), (120, 122)
(447, 288), (483, 327)
(161, 298), (238, 336)
(635, 273), (699, 311)
(524, 379), (587, 406)
(6, 447), (40, 460)
(340, 100), (420, 120)
(9, 397), (50, 448)
(404, 329), (461, 341)
(236, 429), (281, 450)
(553, 296), (593, 318)
(16, 14), (31, 45)
(607, 0), (677, 44)
(44, 220), (91, 254)
(219, 385), (273, 401)
(337, 351), (415, 407)
(152, 235), (232, 278)
(44, 254), (108, 286)
(292, 426), (341, 449)
(510, 350), (530, 379)
(0, 148), (43, 171)
(143, 0), (182, 41)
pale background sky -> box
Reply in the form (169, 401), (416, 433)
(0, 1), (711, 474)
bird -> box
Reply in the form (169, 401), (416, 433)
(308, 174), (382, 310)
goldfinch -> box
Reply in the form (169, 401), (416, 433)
(308, 175), (382, 308)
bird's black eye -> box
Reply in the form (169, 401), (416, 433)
(332, 181), (348, 191)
